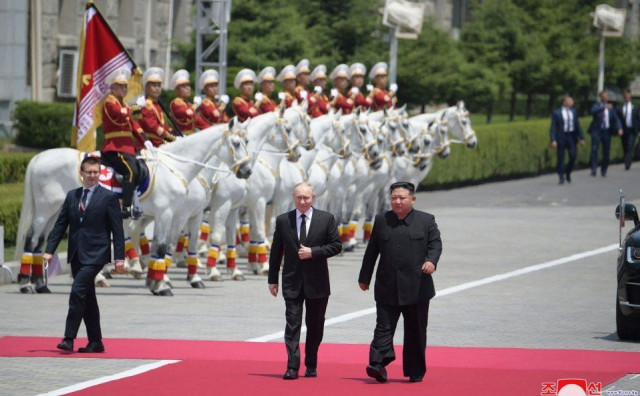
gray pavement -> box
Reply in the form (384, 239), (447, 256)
(1, 163), (640, 394)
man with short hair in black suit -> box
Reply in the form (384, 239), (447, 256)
(550, 94), (585, 184)
(44, 156), (125, 353)
(268, 182), (342, 380)
(589, 90), (623, 177)
(616, 89), (640, 170)
(359, 181), (442, 383)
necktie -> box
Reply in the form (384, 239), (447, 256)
(299, 214), (307, 245)
(80, 188), (89, 213)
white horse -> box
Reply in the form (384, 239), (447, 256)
(14, 123), (245, 295)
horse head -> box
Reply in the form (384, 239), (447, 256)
(446, 101), (477, 149)
(223, 123), (252, 179)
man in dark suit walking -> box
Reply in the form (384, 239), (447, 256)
(616, 89), (639, 170)
(44, 156), (125, 353)
(550, 95), (585, 184)
(268, 182), (342, 380)
(359, 181), (442, 384)
(589, 90), (623, 177)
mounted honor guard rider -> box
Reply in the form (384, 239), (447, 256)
(137, 67), (176, 147)
(169, 69), (198, 135)
(329, 64), (355, 115)
(232, 69), (260, 123)
(257, 66), (278, 114)
(349, 63), (373, 110)
(197, 69), (230, 128)
(294, 59), (310, 103)
(101, 67), (152, 219)
(368, 62), (397, 112)
(277, 65), (298, 109)
(308, 64), (329, 118)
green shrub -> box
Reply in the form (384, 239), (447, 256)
(421, 117), (624, 189)
(12, 101), (75, 149)
(0, 183), (24, 245)
(0, 153), (35, 183)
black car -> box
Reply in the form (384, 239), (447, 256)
(615, 201), (640, 340)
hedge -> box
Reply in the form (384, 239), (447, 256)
(0, 153), (35, 183)
(421, 117), (625, 189)
(0, 183), (24, 245)
(12, 100), (75, 149)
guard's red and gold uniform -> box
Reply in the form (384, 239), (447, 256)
(233, 96), (259, 122)
(332, 92), (355, 115)
(308, 93), (329, 118)
(371, 88), (393, 111)
(259, 95), (278, 113)
(139, 98), (173, 147)
(170, 97), (197, 135)
(199, 97), (230, 125)
(282, 92), (296, 108)
(294, 85), (307, 103)
(102, 94), (145, 155)
(350, 88), (373, 109)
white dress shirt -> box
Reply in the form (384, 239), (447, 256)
(562, 107), (573, 132)
(625, 102), (633, 128)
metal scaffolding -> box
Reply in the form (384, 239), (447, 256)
(194, 0), (231, 94)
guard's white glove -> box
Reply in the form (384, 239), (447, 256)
(278, 92), (286, 101)
(255, 92), (264, 102)
(314, 86), (322, 94)
(144, 140), (153, 152)
(300, 90), (308, 100)
(330, 88), (338, 99)
(351, 87), (359, 96)
(390, 83), (398, 93)
(136, 95), (146, 107)
(366, 84), (374, 92)
(220, 94), (229, 104)
(193, 95), (202, 106)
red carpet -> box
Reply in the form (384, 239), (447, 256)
(1, 336), (639, 395)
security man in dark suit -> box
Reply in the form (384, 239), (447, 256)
(588, 90), (623, 177)
(616, 89), (639, 170)
(359, 181), (442, 384)
(550, 95), (585, 184)
(44, 156), (125, 353)
(268, 182), (342, 380)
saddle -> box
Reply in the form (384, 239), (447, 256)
(97, 155), (151, 197)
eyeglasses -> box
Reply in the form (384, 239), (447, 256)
(389, 181), (415, 194)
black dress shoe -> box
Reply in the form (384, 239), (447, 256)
(57, 338), (74, 352)
(409, 375), (424, 383)
(304, 367), (317, 377)
(283, 369), (298, 380)
(366, 364), (387, 383)
(566, 173), (571, 183)
(558, 178), (564, 185)
(601, 172), (607, 177)
(78, 341), (105, 353)
(590, 171), (596, 177)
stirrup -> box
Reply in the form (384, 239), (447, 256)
(121, 207), (132, 219)
(131, 206), (143, 220)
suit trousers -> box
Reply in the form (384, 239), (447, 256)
(369, 301), (430, 377)
(620, 128), (637, 169)
(284, 295), (329, 370)
(101, 151), (138, 207)
(556, 131), (578, 179)
(64, 256), (104, 342)
(590, 130), (612, 175)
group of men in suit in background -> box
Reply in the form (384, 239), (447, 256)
(550, 89), (640, 184)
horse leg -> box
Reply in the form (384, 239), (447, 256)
(225, 208), (245, 281)
(185, 212), (205, 289)
(248, 198), (269, 276)
(147, 221), (173, 296)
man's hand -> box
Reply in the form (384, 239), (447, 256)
(298, 244), (312, 260)
(618, 129), (624, 136)
(422, 261), (436, 275)
(43, 253), (53, 264)
(359, 282), (369, 291)
(579, 139), (585, 146)
(269, 284), (279, 297)
(114, 260), (125, 274)
(550, 141), (557, 149)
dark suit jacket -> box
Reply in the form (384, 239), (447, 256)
(616, 101), (640, 134)
(359, 210), (442, 306)
(588, 102), (621, 135)
(268, 208), (342, 300)
(45, 185), (125, 265)
(549, 107), (585, 142)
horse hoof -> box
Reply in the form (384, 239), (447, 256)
(191, 281), (205, 289)
(232, 273), (246, 281)
(20, 285), (36, 294)
(165, 281), (173, 289)
(103, 271), (113, 279)
(36, 285), (51, 294)
(132, 272), (143, 280)
(96, 280), (110, 288)
(343, 245), (355, 252)
(209, 275), (222, 281)
(176, 262), (188, 268)
(155, 288), (173, 296)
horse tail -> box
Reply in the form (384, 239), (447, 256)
(14, 154), (37, 261)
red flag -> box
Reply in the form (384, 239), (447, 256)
(72, 1), (141, 152)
